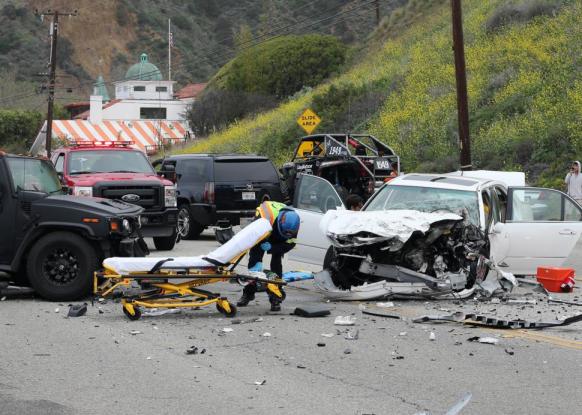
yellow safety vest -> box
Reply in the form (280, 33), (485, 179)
(255, 201), (296, 244)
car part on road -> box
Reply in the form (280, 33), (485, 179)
(292, 306), (331, 317)
(413, 312), (582, 329)
(67, 304), (88, 317)
(215, 225), (235, 245)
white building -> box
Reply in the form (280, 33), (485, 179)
(31, 53), (205, 155)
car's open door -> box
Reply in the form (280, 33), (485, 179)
(289, 174), (344, 265)
(490, 187), (582, 275)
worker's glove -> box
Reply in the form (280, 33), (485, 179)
(260, 242), (272, 252)
(248, 262), (263, 272)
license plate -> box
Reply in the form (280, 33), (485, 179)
(242, 192), (256, 200)
(240, 217), (253, 228)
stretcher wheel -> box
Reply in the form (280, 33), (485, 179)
(123, 304), (142, 321)
(216, 301), (237, 317)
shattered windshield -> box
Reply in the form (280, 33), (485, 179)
(7, 157), (63, 194)
(68, 150), (155, 175)
(365, 185), (480, 226)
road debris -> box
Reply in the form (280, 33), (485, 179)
(142, 308), (181, 317)
(262, 332), (272, 337)
(185, 346), (206, 355)
(360, 307), (400, 319)
(467, 336), (499, 345)
(429, 332), (436, 341)
(334, 316), (356, 326)
(321, 333), (334, 338)
(376, 302), (394, 308)
(317, 342), (326, 347)
(399, 332), (407, 336)
(231, 317), (263, 324)
(67, 304), (87, 317)
(221, 328), (234, 333)
(54, 308), (60, 313)
(292, 305), (331, 317)
(344, 329), (359, 340)
(254, 380), (267, 386)
(130, 330), (142, 335)
(343, 348), (352, 354)
(414, 312), (582, 329)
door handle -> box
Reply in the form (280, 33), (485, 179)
(559, 229), (576, 235)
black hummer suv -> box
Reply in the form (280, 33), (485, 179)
(156, 154), (284, 239)
(0, 153), (146, 301)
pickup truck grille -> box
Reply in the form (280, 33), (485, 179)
(96, 185), (162, 210)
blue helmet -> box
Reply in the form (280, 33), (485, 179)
(277, 209), (300, 239)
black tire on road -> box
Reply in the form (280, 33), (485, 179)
(26, 231), (98, 301)
(153, 229), (177, 250)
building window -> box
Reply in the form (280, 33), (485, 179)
(133, 85), (146, 92)
(140, 107), (167, 119)
(155, 86), (168, 92)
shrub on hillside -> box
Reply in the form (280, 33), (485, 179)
(188, 90), (277, 137)
(485, 0), (565, 32)
(209, 34), (346, 99)
(0, 110), (43, 151)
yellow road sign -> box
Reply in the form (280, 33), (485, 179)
(297, 109), (321, 135)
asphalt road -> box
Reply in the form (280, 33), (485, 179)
(1, 232), (582, 414)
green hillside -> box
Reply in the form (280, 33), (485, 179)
(180, 0), (582, 187)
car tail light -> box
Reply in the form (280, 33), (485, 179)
(203, 182), (215, 204)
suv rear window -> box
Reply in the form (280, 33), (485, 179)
(214, 160), (279, 182)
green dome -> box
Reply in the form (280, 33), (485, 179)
(124, 53), (163, 81)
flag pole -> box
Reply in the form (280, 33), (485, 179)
(168, 18), (172, 81)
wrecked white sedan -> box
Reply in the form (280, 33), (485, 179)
(289, 173), (582, 299)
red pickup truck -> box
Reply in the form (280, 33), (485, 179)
(51, 141), (178, 250)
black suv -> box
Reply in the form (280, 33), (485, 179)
(156, 154), (284, 239)
(0, 153), (146, 301)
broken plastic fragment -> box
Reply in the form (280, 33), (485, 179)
(262, 332), (272, 337)
(130, 330), (142, 335)
(67, 304), (87, 317)
(321, 333), (334, 338)
(345, 329), (359, 340)
(221, 328), (234, 333)
(467, 336), (499, 345)
(334, 316), (356, 326)
(376, 301), (395, 308)
(254, 380), (267, 386)
(429, 332), (436, 341)
(143, 308), (181, 316)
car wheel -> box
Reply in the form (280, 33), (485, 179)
(177, 205), (192, 239)
(177, 204), (204, 240)
(26, 231), (98, 301)
(153, 229), (177, 250)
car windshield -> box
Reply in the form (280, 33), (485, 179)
(7, 157), (63, 194)
(365, 184), (480, 225)
(68, 150), (155, 174)
(214, 160), (278, 182)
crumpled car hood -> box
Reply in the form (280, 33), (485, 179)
(321, 209), (463, 247)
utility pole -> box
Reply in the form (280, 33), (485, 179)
(35, 9), (77, 158)
(375, 0), (381, 26)
(451, 0), (472, 171)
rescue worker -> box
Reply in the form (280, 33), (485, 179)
(237, 201), (300, 311)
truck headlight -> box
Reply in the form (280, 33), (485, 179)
(73, 186), (93, 197)
(164, 186), (177, 208)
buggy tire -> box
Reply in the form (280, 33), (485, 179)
(26, 231), (98, 301)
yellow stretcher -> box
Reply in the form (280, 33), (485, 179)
(93, 218), (286, 320)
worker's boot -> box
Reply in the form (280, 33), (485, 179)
(237, 284), (257, 307)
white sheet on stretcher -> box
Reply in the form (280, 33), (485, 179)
(103, 218), (272, 274)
